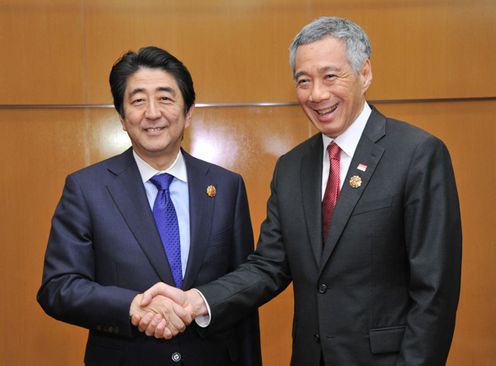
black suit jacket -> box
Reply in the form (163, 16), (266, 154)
(198, 107), (462, 366)
(37, 148), (262, 366)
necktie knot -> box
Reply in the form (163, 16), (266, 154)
(328, 142), (341, 160)
(150, 173), (174, 191)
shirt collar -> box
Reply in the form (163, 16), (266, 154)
(133, 150), (188, 184)
(322, 102), (372, 157)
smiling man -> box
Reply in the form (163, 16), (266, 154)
(37, 47), (262, 366)
(136, 18), (462, 366)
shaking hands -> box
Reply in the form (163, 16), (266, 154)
(129, 283), (208, 339)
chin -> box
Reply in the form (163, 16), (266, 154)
(314, 124), (334, 137)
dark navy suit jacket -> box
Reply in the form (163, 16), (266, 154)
(38, 148), (262, 366)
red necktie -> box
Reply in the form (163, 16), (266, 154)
(322, 142), (341, 241)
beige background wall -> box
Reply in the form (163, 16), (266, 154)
(0, 1), (495, 365)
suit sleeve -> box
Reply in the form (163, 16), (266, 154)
(37, 174), (138, 337)
(197, 160), (292, 331)
(398, 136), (462, 365)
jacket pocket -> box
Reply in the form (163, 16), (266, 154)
(369, 325), (405, 354)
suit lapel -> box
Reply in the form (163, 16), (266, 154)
(320, 109), (386, 271)
(181, 151), (215, 289)
(105, 149), (174, 283)
(301, 135), (325, 266)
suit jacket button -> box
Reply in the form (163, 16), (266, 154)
(313, 333), (320, 343)
(318, 283), (328, 294)
(171, 352), (182, 363)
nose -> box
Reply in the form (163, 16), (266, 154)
(145, 101), (161, 119)
(309, 80), (330, 103)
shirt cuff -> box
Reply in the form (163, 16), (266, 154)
(193, 289), (211, 328)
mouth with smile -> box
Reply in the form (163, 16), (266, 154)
(315, 103), (338, 115)
(143, 126), (167, 135)
(313, 102), (338, 121)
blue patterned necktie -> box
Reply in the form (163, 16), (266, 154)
(150, 173), (183, 288)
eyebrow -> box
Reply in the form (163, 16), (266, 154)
(294, 71), (308, 80)
(157, 87), (176, 96)
(128, 86), (177, 98)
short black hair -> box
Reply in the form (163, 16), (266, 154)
(109, 46), (195, 118)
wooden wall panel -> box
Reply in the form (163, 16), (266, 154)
(188, 107), (309, 366)
(1, 0), (495, 104)
(81, 0), (298, 104)
(188, 106), (311, 228)
(0, 0), (85, 104)
(81, 0), (496, 102)
(0, 110), (90, 366)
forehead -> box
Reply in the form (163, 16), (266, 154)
(125, 67), (180, 94)
(294, 37), (349, 72)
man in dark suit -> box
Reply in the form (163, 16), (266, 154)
(37, 46), (262, 366)
(136, 17), (462, 365)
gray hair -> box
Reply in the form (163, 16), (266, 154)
(289, 16), (371, 77)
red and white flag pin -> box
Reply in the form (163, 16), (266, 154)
(357, 163), (368, 172)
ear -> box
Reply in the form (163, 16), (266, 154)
(360, 59), (373, 93)
(184, 105), (195, 129)
(119, 115), (128, 132)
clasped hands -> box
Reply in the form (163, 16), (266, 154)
(129, 283), (207, 339)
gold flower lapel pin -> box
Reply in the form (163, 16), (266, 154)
(206, 185), (217, 197)
(349, 175), (362, 189)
